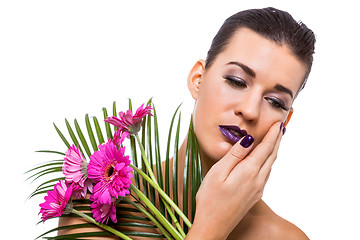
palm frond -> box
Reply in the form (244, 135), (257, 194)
(85, 114), (98, 152)
(35, 223), (96, 240)
(92, 116), (105, 145)
(36, 150), (65, 155)
(165, 104), (182, 199)
(74, 119), (92, 158)
(65, 119), (84, 155)
(102, 107), (113, 140)
(53, 123), (70, 149)
(172, 111), (182, 208)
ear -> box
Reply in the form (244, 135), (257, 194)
(283, 107), (294, 128)
(187, 59), (206, 100)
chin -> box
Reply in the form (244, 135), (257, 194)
(202, 140), (233, 163)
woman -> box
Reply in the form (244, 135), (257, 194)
(59, 7), (315, 239)
(184, 7), (314, 239)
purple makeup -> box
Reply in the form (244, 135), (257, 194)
(240, 135), (254, 148)
(218, 125), (248, 143)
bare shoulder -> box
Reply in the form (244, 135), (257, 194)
(254, 200), (309, 240)
(266, 213), (309, 240)
(230, 200), (309, 240)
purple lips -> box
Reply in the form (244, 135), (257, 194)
(219, 125), (247, 143)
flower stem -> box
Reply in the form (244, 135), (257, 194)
(135, 133), (157, 182)
(72, 209), (133, 240)
(162, 198), (186, 237)
(133, 133), (190, 234)
(130, 146), (186, 237)
(131, 164), (192, 228)
(130, 185), (183, 240)
(123, 195), (173, 240)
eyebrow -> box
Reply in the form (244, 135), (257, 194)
(227, 61), (256, 78)
(274, 84), (294, 99)
(227, 61), (294, 99)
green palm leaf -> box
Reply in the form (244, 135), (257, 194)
(92, 116), (105, 144)
(74, 118), (92, 158)
(102, 107), (113, 140)
(172, 112), (182, 208)
(65, 118), (83, 155)
(85, 114), (98, 152)
(53, 123), (70, 148)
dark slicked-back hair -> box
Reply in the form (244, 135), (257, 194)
(205, 7), (316, 90)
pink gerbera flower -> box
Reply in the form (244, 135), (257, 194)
(39, 180), (73, 221)
(110, 130), (129, 149)
(63, 144), (94, 199)
(91, 197), (118, 224)
(87, 142), (133, 204)
(105, 103), (153, 135)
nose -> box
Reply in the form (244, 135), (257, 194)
(235, 91), (261, 122)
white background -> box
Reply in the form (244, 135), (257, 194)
(1, 0), (359, 239)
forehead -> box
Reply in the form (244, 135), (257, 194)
(216, 28), (307, 94)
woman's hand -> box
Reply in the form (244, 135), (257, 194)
(186, 122), (283, 240)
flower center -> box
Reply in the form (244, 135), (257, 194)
(104, 164), (116, 181)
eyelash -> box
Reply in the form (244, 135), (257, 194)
(264, 97), (289, 111)
(224, 76), (289, 111)
(224, 76), (247, 88)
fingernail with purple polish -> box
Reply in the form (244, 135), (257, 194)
(240, 135), (254, 148)
(280, 122), (284, 130)
(282, 127), (286, 135)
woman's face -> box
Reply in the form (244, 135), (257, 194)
(189, 28), (307, 163)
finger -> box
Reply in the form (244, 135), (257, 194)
(259, 123), (283, 178)
(227, 122), (281, 181)
(212, 134), (254, 180)
(246, 122), (282, 169)
(264, 168), (272, 185)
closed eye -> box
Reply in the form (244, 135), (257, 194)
(224, 76), (247, 88)
(264, 97), (289, 111)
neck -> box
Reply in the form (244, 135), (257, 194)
(177, 133), (215, 178)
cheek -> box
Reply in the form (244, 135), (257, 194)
(251, 109), (285, 147)
(192, 85), (219, 142)
(195, 80), (236, 117)
(252, 123), (271, 147)
(192, 81), (238, 160)
(193, 81), (224, 128)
